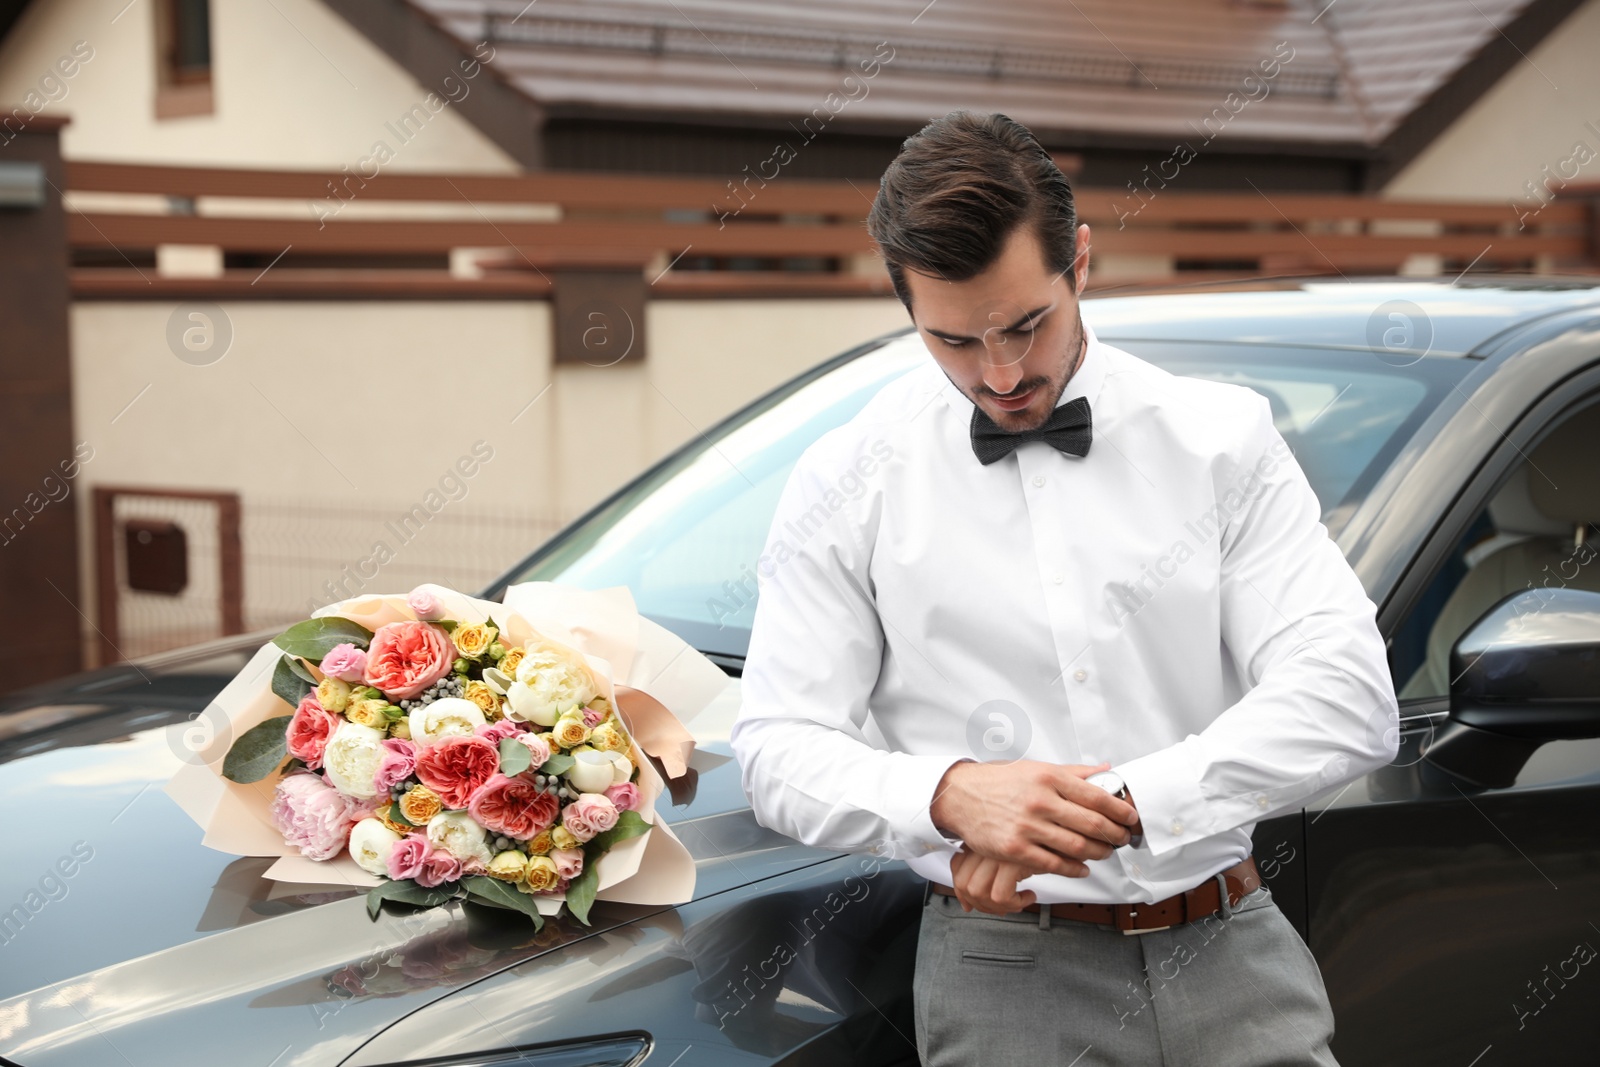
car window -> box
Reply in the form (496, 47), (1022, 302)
(1390, 396), (1600, 701)
(505, 333), (1467, 659)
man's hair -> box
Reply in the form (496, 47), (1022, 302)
(866, 110), (1079, 310)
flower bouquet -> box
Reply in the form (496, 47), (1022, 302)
(164, 582), (730, 929)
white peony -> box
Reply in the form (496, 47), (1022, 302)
(321, 722), (387, 799)
(348, 817), (402, 876)
(409, 697), (486, 745)
(505, 644), (596, 726)
(426, 810), (492, 867)
(567, 749), (616, 793)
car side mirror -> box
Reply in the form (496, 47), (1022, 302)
(1422, 586), (1600, 788)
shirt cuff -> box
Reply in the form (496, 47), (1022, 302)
(1114, 743), (1210, 857)
(879, 753), (971, 858)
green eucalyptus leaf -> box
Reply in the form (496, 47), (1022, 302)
(539, 753), (574, 777)
(222, 715), (292, 783)
(461, 875), (546, 929)
(435, 619), (458, 632)
(364, 878), (458, 922)
(586, 809), (652, 856)
(499, 737), (531, 776)
(273, 617), (374, 660)
(563, 863), (599, 925)
(271, 655), (315, 708)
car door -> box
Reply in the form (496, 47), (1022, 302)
(1306, 386), (1600, 1066)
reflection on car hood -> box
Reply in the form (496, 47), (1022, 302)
(0, 642), (818, 1067)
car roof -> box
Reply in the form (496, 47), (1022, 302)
(1079, 276), (1600, 357)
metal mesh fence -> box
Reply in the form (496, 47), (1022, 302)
(105, 495), (567, 660)
(241, 498), (566, 633)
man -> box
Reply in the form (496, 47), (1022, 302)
(729, 110), (1398, 1065)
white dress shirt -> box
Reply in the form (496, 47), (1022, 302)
(730, 322), (1399, 905)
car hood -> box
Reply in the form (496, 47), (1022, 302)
(0, 639), (816, 1067)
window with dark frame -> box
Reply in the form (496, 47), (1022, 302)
(155, 0), (213, 119)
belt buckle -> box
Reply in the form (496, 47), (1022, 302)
(1117, 905), (1171, 936)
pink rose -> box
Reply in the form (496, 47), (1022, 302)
(468, 773), (561, 839)
(561, 793), (619, 843)
(514, 732), (551, 769)
(550, 847), (584, 880)
(415, 735), (500, 809)
(364, 621), (454, 699)
(387, 833), (429, 880)
(415, 848), (462, 888)
(285, 694), (341, 770)
(407, 588), (444, 621)
(270, 772), (362, 861)
(475, 719), (521, 743)
(581, 707), (605, 728)
(533, 875), (571, 897)
(603, 781), (640, 813)
(373, 737), (418, 793)
(319, 642), (368, 683)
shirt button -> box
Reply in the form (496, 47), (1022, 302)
(1032, 475), (1045, 487)
(1053, 574), (1064, 584)
(1256, 795), (1269, 809)
(1170, 820), (1184, 835)
(1073, 669), (1087, 683)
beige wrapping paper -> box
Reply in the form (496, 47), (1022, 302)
(164, 582), (733, 917)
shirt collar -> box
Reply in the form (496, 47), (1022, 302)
(937, 318), (1108, 419)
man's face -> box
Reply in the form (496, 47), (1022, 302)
(904, 222), (1091, 432)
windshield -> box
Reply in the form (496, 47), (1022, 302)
(501, 330), (1468, 659)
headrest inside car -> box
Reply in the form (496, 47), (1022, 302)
(1528, 404), (1600, 525)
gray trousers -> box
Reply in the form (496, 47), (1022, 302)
(912, 883), (1339, 1066)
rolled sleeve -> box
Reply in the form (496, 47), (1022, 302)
(1114, 393), (1399, 857)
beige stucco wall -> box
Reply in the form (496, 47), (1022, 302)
(68, 296), (909, 655)
(1384, 0), (1600, 202)
(0, 0), (518, 172)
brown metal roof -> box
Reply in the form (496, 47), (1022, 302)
(406, 0), (1535, 147)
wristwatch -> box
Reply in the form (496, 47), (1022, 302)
(1085, 770), (1144, 849)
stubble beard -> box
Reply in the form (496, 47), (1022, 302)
(973, 308), (1086, 432)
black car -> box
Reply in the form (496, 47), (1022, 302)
(4, 277), (1600, 1067)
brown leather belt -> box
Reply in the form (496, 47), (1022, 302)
(929, 856), (1261, 934)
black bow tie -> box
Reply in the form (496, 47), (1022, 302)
(970, 395), (1093, 465)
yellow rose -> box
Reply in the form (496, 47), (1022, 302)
(487, 850), (530, 883)
(463, 680), (503, 720)
(388, 717), (412, 740)
(549, 825), (578, 851)
(553, 717), (591, 749)
(590, 721), (629, 753)
(377, 804), (412, 835)
(347, 697), (390, 730)
(525, 829), (554, 855)
(519, 855), (560, 893)
(587, 696), (612, 720)
(316, 677), (351, 713)
(499, 646), (525, 676)
(453, 623), (498, 659)
(398, 784), (443, 825)
(536, 731), (556, 750)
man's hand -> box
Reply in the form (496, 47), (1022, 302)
(929, 760), (1139, 876)
(950, 848), (1038, 915)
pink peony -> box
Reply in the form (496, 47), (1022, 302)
(550, 847), (584, 880)
(468, 773), (560, 839)
(387, 834), (429, 880)
(285, 694), (342, 770)
(475, 719), (522, 743)
(407, 588), (444, 621)
(373, 737), (419, 793)
(319, 643), (368, 683)
(603, 781), (640, 813)
(415, 736), (500, 809)
(270, 772), (362, 861)
(364, 621), (454, 699)
(415, 848), (462, 888)
(561, 793), (619, 843)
